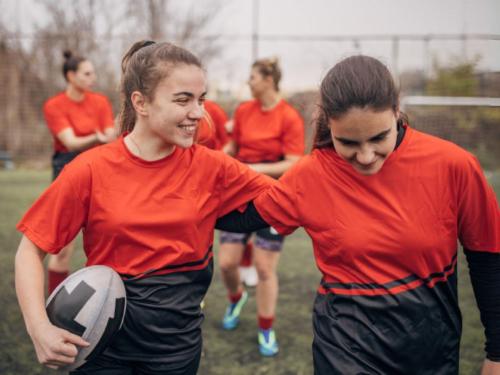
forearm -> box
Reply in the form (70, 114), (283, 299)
(465, 249), (500, 361)
(15, 236), (50, 336)
(216, 201), (270, 232)
(60, 133), (100, 152)
(222, 140), (237, 156)
(248, 158), (296, 179)
(104, 126), (117, 140)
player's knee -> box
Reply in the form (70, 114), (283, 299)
(219, 256), (239, 273)
(255, 261), (275, 281)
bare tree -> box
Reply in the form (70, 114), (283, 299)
(124, 0), (224, 62)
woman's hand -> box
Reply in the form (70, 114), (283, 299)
(481, 358), (500, 375)
(30, 321), (89, 369)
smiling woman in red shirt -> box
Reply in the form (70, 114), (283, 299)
(216, 55), (500, 375)
(43, 51), (116, 294)
(15, 41), (273, 374)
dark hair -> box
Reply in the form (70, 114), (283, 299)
(252, 57), (282, 91)
(119, 40), (203, 133)
(62, 50), (87, 81)
(314, 55), (403, 149)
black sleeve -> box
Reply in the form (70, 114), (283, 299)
(464, 249), (500, 362)
(215, 201), (270, 232)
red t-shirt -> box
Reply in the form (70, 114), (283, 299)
(232, 99), (305, 163)
(17, 137), (274, 276)
(196, 100), (229, 150)
(255, 127), (500, 295)
(43, 91), (115, 152)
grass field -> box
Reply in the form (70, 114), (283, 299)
(1, 169), (498, 375)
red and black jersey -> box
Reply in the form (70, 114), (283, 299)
(232, 99), (304, 163)
(17, 136), (274, 364)
(43, 91), (115, 153)
(254, 126), (500, 374)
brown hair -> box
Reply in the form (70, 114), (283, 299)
(62, 50), (86, 81)
(252, 57), (282, 91)
(314, 55), (403, 149)
(119, 40), (203, 133)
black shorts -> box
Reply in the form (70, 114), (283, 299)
(219, 227), (284, 252)
(70, 348), (201, 375)
(52, 151), (80, 180)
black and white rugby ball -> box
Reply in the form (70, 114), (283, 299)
(46, 265), (126, 371)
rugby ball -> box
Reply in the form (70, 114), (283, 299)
(46, 265), (127, 371)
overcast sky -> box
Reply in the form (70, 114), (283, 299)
(3, 0), (500, 95)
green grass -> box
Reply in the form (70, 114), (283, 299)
(0, 169), (498, 375)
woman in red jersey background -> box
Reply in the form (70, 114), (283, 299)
(43, 51), (116, 294)
(15, 41), (273, 374)
(216, 55), (500, 374)
(196, 99), (230, 150)
(218, 57), (305, 356)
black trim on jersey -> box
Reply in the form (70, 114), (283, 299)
(122, 246), (213, 281)
(465, 249), (500, 361)
(215, 201), (269, 233)
(320, 253), (457, 292)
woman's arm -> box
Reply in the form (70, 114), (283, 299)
(56, 127), (105, 152)
(247, 154), (301, 179)
(465, 249), (500, 371)
(15, 235), (88, 369)
(216, 201), (270, 233)
(222, 139), (237, 156)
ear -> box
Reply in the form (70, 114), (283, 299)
(131, 91), (148, 116)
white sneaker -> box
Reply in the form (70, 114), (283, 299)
(239, 265), (258, 287)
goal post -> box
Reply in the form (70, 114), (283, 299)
(400, 96), (500, 171)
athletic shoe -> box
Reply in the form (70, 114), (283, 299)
(258, 328), (279, 356)
(239, 265), (258, 287)
(222, 290), (248, 330)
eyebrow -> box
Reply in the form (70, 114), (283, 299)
(173, 91), (207, 98)
(334, 128), (392, 143)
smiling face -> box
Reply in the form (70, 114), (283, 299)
(68, 60), (96, 91)
(329, 107), (398, 175)
(144, 64), (207, 148)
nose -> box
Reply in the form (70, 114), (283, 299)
(189, 102), (204, 120)
(355, 145), (376, 165)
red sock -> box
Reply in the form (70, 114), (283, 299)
(48, 270), (68, 294)
(229, 290), (243, 304)
(258, 315), (274, 330)
(240, 241), (253, 267)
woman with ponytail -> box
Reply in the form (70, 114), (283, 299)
(216, 55), (500, 374)
(15, 40), (273, 374)
(43, 51), (116, 295)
